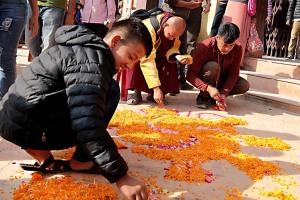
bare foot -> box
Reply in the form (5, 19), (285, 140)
(69, 158), (94, 171)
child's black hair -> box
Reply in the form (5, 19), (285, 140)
(109, 17), (153, 57)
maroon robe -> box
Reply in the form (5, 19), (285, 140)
(125, 16), (179, 95)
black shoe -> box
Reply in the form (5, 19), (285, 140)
(169, 92), (176, 96)
(196, 95), (208, 109)
(286, 55), (293, 59)
(179, 82), (193, 90)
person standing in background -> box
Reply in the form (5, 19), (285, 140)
(80, 0), (116, 38)
(25, 0), (76, 58)
(0, 0), (38, 100)
(74, 2), (83, 26)
(222, 0), (254, 67)
(162, 0), (211, 92)
(286, 0), (300, 60)
(210, 0), (228, 37)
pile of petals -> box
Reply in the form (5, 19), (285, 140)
(13, 172), (117, 200)
(109, 108), (290, 183)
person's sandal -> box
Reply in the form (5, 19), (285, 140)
(20, 155), (70, 173)
(126, 92), (142, 105)
(146, 95), (169, 105)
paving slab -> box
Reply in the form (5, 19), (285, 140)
(0, 47), (299, 199)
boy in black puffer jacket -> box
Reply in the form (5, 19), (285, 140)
(0, 18), (152, 200)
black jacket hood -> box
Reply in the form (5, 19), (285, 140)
(55, 25), (109, 49)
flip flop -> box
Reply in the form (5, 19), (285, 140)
(126, 93), (142, 105)
(20, 155), (70, 173)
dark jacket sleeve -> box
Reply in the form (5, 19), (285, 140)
(286, 0), (296, 21)
(63, 50), (127, 183)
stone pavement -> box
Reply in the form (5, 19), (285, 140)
(0, 47), (300, 199)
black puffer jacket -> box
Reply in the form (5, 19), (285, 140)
(286, 0), (300, 21)
(0, 25), (128, 183)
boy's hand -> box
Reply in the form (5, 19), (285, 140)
(206, 85), (221, 101)
(286, 20), (291, 26)
(116, 174), (148, 200)
(216, 94), (227, 111)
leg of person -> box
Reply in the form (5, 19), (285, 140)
(25, 4), (42, 58)
(177, 30), (187, 88)
(179, 6), (203, 91)
(293, 21), (300, 59)
(196, 61), (219, 109)
(0, 0), (27, 99)
(287, 22), (299, 59)
(210, 1), (227, 37)
(40, 6), (64, 52)
(186, 6), (203, 55)
(126, 62), (144, 105)
(228, 76), (250, 96)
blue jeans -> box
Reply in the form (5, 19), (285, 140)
(0, 0), (27, 99)
(25, 5), (64, 58)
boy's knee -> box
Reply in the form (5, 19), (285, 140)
(201, 61), (219, 77)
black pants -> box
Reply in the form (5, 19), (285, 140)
(198, 61), (250, 99)
(210, 1), (228, 37)
(178, 6), (203, 85)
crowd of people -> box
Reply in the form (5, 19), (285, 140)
(1, 0), (298, 199)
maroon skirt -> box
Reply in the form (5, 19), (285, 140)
(125, 60), (179, 95)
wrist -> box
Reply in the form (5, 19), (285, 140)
(206, 85), (212, 92)
(206, 1), (211, 6)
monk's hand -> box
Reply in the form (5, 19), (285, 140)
(153, 87), (165, 106)
(175, 55), (193, 65)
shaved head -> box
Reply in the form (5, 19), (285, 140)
(163, 16), (186, 40)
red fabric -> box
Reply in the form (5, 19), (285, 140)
(186, 37), (242, 97)
(125, 16), (179, 95)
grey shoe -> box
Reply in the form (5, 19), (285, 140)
(127, 92), (142, 105)
(196, 94), (208, 109)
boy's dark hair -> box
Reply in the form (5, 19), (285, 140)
(108, 17), (153, 57)
(217, 22), (240, 44)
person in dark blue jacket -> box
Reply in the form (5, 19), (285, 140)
(0, 18), (152, 200)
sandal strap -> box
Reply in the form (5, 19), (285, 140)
(40, 154), (55, 168)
